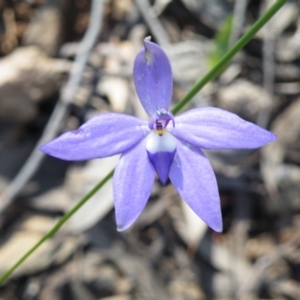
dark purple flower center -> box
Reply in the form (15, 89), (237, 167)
(148, 109), (175, 135)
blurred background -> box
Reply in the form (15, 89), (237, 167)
(0, 0), (300, 299)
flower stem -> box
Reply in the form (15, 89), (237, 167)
(0, 0), (286, 285)
(0, 169), (114, 285)
(171, 0), (286, 115)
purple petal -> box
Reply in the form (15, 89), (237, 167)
(133, 39), (173, 116)
(147, 151), (175, 185)
(172, 107), (276, 149)
(113, 139), (156, 231)
(169, 141), (222, 232)
(40, 113), (149, 160)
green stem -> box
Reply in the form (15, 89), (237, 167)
(172, 0), (286, 115)
(0, 0), (286, 285)
(0, 169), (114, 284)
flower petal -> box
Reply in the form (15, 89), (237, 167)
(113, 138), (156, 231)
(40, 113), (149, 160)
(133, 39), (173, 116)
(172, 107), (276, 149)
(169, 141), (222, 232)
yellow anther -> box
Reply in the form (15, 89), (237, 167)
(154, 129), (167, 136)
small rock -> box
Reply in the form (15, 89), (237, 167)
(0, 46), (71, 122)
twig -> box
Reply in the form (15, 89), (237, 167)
(257, 0), (275, 128)
(3, 8), (18, 52)
(133, 0), (170, 47)
(0, 0), (105, 214)
(229, 0), (248, 46)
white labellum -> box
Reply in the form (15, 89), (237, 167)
(146, 131), (177, 154)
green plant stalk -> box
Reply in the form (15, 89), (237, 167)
(0, 0), (286, 285)
(172, 0), (286, 115)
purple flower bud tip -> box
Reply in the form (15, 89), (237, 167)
(40, 39), (277, 232)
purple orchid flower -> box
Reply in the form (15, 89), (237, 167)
(40, 39), (276, 232)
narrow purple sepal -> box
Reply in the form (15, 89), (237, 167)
(40, 113), (149, 161)
(172, 107), (276, 150)
(113, 139), (156, 231)
(133, 39), (173, 116)
(147, 150), (175, 185)
(169, 141), (223, 232)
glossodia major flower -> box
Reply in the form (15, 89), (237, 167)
(40, 39), (276, 232)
